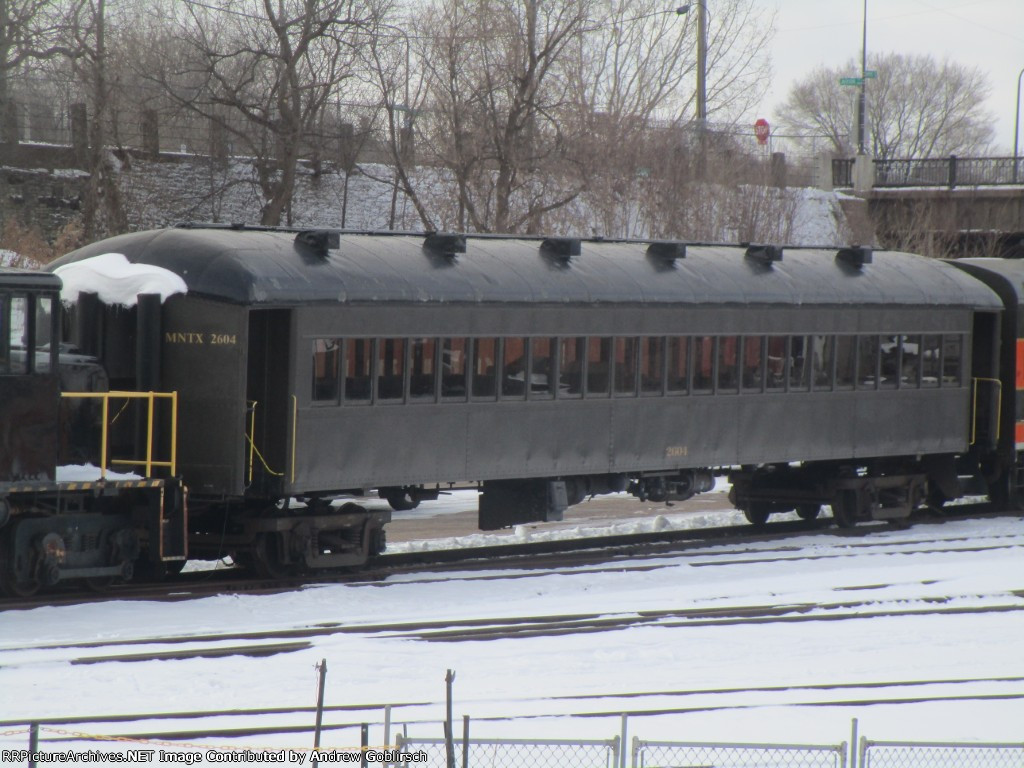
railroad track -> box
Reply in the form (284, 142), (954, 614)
(0, 502), (1017, 612)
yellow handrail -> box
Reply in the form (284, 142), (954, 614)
(61, 391), (179, 479)
(971, 377), (1002, 445)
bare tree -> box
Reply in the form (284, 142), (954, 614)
(0, 0), (76, 117)
(416, 0), (588, 233)
(776, 52), (995, 160)
(66, 0), (130, 239)
(568, 0), (772, 238)
(143, 0), (378, 226)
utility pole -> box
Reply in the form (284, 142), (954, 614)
(857, 0), (868, 154)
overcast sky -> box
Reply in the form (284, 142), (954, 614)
(756, 0), (1024, 152)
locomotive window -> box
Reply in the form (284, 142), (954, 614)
(8, 294), (27, 374)
(810, 335), (834, 391)
(717, 336), (738, 393)
(441, 338), (469, 399)
(36, 296), (56, 374)
(789, 336), (810, 391)
(410, 338), (438, 401)
(667, 336), (689, 393)
(921, 334), (942, 387)
(529, 337), (556, 399)
(857, 335), (880, 389)
(641, 337), (665, 395)
(312, 338), (341, 403)
(742, 336), (764, 392)
(942, 335), (963, 386)
(586, 337), (612, 397)
(835, 336), (856, 389)
(471, 338), (497, 398)
(345, 338), (372, 402)
(614, 337), (638, 396)
(501, 337), (528, 399)
(766, 336), (787, 391)
(692, 336), (713, 393)
(559, 337), (584, 397)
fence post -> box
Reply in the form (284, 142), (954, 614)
(849, 718), (859, 768)
(384, 705), (391, 751)
(312, 659), (328, 768)
(361, 723), (368, 768)
(620, 714), (628, 768)
(462, 715), (470, 768)
(444, 669), (456, 768)
(28, 723), (38, 768)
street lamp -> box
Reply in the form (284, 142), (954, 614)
(675, 3), (706, 125)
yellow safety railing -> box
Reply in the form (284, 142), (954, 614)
(971, 377), (1002, 445)
(62, 391), (178, 478)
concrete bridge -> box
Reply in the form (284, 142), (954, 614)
(832, 155), (1024, 258)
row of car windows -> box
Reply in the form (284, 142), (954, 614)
(0, 292), (54, 375)
(311, 333), (966, 404)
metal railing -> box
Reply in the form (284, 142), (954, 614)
(861, 739), (1024, 768)
(634, 738), (847, 768)
(833, 155), (1024, 189)
(61, 390), (178, 478)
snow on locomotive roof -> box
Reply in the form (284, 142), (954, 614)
(52, 252), (188, 306)
(49, 226), (1001, 310)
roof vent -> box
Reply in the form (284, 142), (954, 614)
(423, 232), (466, 259)
(646, 241), (686, 263)
(541, 237), (581, 264)
(295, 230), (339, 258)
(836, 245), (873, 268)
(745, 244), (783, 265)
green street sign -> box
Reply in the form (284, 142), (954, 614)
(839, 77), (863, 86)
(864, 70), (877, 78)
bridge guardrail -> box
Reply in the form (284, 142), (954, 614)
(833, 155), (1024, 189)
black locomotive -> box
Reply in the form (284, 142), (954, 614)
(2, 224), (1023, 594)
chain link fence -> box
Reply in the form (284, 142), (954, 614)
(633, 738), (846, 768)
(860, 740), (1024, 768)
(394, 735), (620, 768)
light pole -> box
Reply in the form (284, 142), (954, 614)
(857, 0), (868, 155)
(675, 3), (707, 126)
(1014, 65), (1023, 184)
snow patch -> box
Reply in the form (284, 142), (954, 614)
(53, 252), (188, 307)
(56, 464), (143, 482)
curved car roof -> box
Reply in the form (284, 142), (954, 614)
(49, 225), (1001, 310)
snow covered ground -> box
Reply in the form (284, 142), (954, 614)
(2, 489), (1023, 764)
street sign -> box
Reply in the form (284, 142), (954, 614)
(839, 77), (863, 86)
(864, 70), (877, 79)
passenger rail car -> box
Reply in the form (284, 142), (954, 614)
(22, 226), (1024, 584)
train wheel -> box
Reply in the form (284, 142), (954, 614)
(248, 533), (297, 579)
(832, 490), (859, 528)
(0, 570), (40, 598)
(382, 488), (420, 512)
(743, 504), (770, 526)
(796, 504), (821, 521)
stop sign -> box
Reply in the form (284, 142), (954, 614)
(754, 118), (770, 145)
